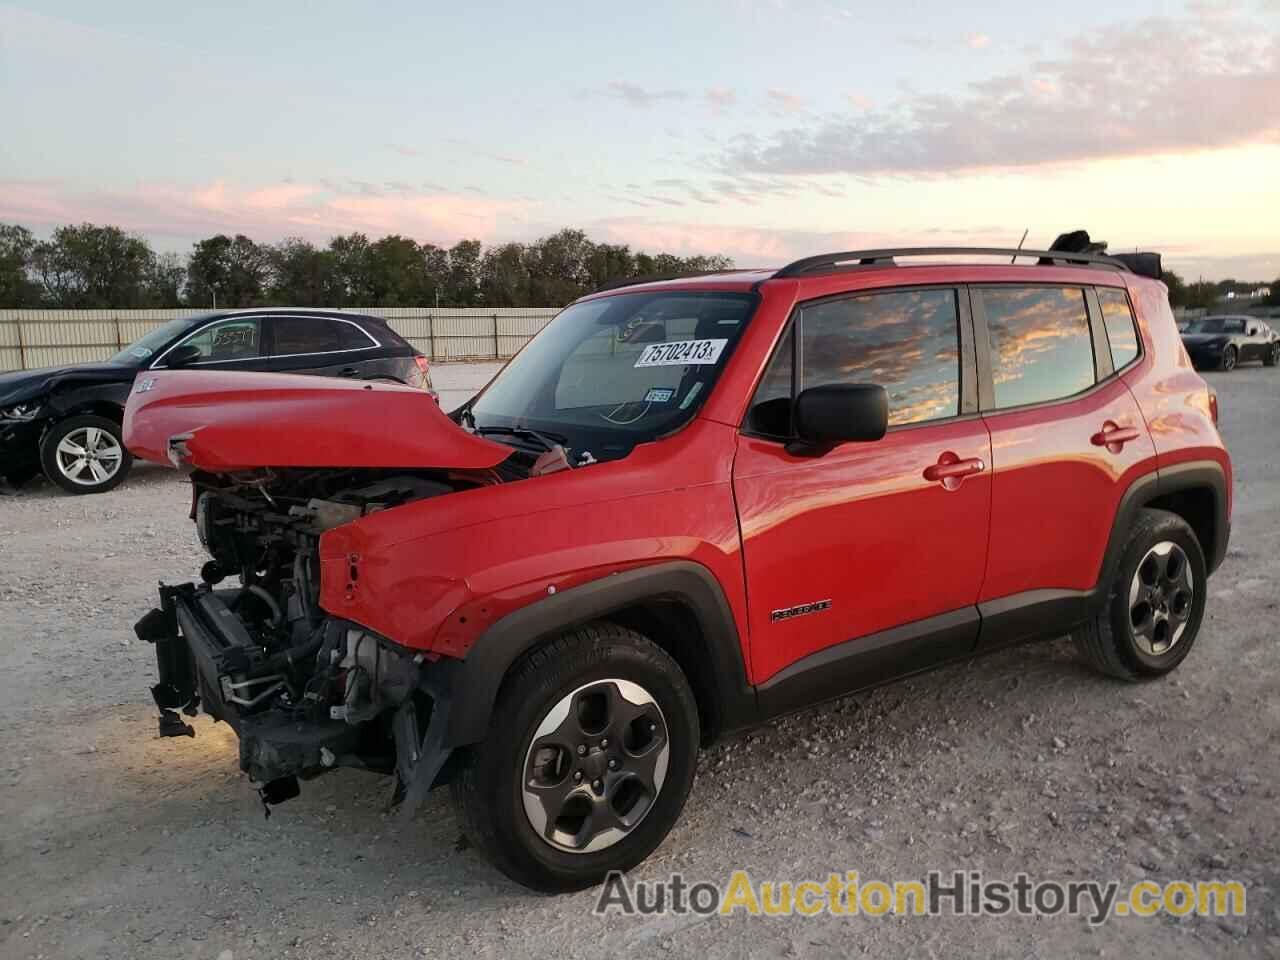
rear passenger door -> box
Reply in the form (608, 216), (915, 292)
(973, 283), (1156, 646)
(266, 315), (384, 378)
(734, 287), (991, 710)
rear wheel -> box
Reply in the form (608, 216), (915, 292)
(40, 415), (132, 494)
(451, 622), (699, 891)
(1073, 508), (1207, 680)
(1220, 345), (1237, 371)
(1265, 343), (1279, 367)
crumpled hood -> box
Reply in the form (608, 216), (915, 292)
(0, 363), (137, 408)
(123, 370), (513, 472)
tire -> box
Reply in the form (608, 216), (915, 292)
(40, 415), (133, 495)
(1265, 343), (1279, 368)
(451, 621), (700, 892)
(1073, 508), (1207, 681)
(1219, 346), (1237, 372)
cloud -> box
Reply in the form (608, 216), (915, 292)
(766, 88), (806, 113)
(603, 81), (689, 108)
(705, 87), (737, 112)
(724, 13), (1280, 177)
(0, 178), (530, 248)
(848, 93), (874, 111)
(965, 32), (991, 49)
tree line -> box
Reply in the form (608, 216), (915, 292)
(1, 221), (1274, 311)
(0, 222), (733, 310)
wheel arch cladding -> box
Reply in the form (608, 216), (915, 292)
(438, 561), (756, 750)
(1100, 461), (1229, 592)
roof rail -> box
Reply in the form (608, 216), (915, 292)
(773, 246), (1134, 279)
(593, 268), (760, 294)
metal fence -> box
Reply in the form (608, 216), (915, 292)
(0, 307), (562, 372)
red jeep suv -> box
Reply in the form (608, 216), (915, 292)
(127, 243), (1231, 891)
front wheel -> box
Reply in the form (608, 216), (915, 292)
(1265, 343), (1279, 368)
(451, 622), (700, 891)
(1220, 346), (1237, 372)
(1073, 508), (1207, 681)
(40, 415), (133, 494)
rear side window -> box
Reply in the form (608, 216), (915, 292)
(273, 317), (352, 355)
(748, 288), (960, 434)
(981, 287), (1095, 409)
(1097, 288), (1140, 369)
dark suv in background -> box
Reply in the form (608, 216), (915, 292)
(0, 309), (432, 494)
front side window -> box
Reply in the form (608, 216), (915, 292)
(982, 286), (1095, 409)
(174, 317), (263, 362)
(800, 289), (961, 426)
(747, 288), (961, 436)
(1097, 287), (1140, 369)
(468, 291), (756, 460)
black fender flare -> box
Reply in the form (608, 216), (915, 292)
(433, 560), (757, 750)
(1096, 460), (1230, 602)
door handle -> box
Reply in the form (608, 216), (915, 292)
(337, 367), (359, 377)
(923, 451), (985, 490)
(1091, 422), (1140, 451)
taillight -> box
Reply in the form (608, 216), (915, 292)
(1208, 389), (1219, 426)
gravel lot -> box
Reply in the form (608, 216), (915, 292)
(1, 363), (1276, 959)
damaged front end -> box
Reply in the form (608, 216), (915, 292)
(135, 467), (479, 815)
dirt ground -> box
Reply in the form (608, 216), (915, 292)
(1, 364), (1277, 959)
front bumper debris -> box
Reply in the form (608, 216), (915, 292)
(135, 582), (459, 817)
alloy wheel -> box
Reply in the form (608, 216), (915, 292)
(55, 426), (124, 486)
(1128, 541), (1194, 656)
(1222, 347), (1236, 371)
(522, 678), (670, 854)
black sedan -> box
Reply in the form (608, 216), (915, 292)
(1181, 315), (1280, 372)
(0, 309), (433, 494)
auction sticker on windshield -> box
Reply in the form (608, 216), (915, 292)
(634, 338), (728, 367)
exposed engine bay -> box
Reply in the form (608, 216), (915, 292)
(137, 465), (513, 813)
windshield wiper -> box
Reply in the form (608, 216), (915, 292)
(472, 425), (569, 453)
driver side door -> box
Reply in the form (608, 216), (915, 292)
(733, 286), (991, 715)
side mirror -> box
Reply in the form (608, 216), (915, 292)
(787, 383), (888, 456)
(163, 344), (203, 368)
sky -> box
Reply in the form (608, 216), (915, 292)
(1, 0), (1278, 281)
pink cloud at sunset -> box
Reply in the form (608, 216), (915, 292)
(0, 179), (532, 247)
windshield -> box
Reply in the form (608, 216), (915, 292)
(1186, 317), (1245, 334)
(467, 291), (757, 461)
(109, 317), (194, 365)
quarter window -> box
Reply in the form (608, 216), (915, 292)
(175, 317), (263, 362)
(982, 287), (1095, 409)
(1097, 288), (1140, 369)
